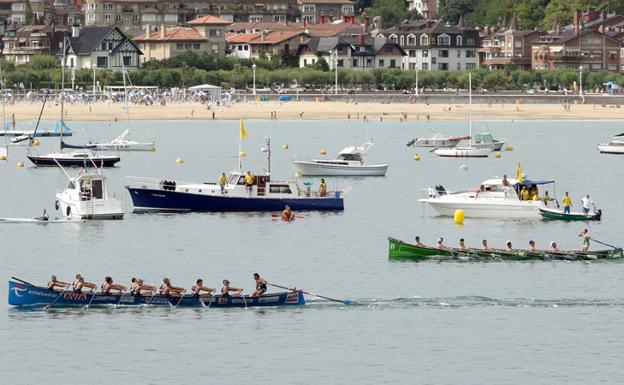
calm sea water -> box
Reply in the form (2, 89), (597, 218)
(1, 117), (624, 385)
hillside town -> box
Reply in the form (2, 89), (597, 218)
(1, 1), (624, 75)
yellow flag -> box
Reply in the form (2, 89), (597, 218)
(240, 119), (247, 140)
(515, 161), (523, 182)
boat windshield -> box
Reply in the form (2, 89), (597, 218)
(337, 153), (362, 161)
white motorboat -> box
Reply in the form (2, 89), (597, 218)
(406, 134), (469, 148)
(62, 129), (156, 152)
(472, 133), (506, 151)
(419, 177), (555, 219)
(56, 168), (124, 220)
(598, 133), (624, 154)
(293, 142), (388, 176)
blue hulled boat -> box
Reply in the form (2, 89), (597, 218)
(8, 280), (305, 308)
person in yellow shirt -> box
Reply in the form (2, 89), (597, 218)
(562, 192), (572, 213)
(244, 171), (255, 195)
(520, 186), (530, 200)
(218, 173), (227, 194)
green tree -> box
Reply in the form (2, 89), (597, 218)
(365, 0), (420, 28)
(438, 0), (478, 23)
(28, 55), (57, 70)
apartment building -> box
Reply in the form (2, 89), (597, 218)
(298, 0), (355, 25)
(479, 15), (544, 70)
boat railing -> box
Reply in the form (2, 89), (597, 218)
(125, 176), (199, 190)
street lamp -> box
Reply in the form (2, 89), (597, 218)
(92, 65), (96, 101)
(334, 49), (338, 95)
(579, 65), (583, 96)
(414, 64), (419, 96)
(252, 63), (257, 96)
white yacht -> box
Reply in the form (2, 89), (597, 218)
(293, 142), (388, 176)
(56, 169), (124, 220)
(419, 177), (555, 219)
(406, 134), (469, 148)
(62, 129), (156, 152)
(472, 133), (506, 151)
(598, 133), (624, 154)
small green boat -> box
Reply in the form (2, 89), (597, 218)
(539, 207), (602, 221)
(388, 237), (622, 262)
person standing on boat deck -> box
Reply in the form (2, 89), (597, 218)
(244, 171), (255, 195)
(459, 238), (467, 251)
(282, 205), (295, 221)
(578, 229), (591, 252)
(562, 192), (572, 214)
(482, 239), (490, 251)
(47, 275), (69, 291)
(581, 194), (594, 215)
(414, 236), (424, 247)
(101, 277), (126, 295)
(221, 280), (243, 297)
(251, 273), (268, 297)
(218, 173), (228, 194)
(159, 278), (186, 296)
(502, 175), (511, 187)
(319, 179), (327, 197)
(191, 279), (215, 296)
(543, 191), (552, 206)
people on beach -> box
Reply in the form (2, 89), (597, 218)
(581, 194), (594, 215)
(562, 192), (572, 214)
(251, 273), (268, 297)
(578, 229), (591, 252)
(221, 280), (243, 297)
(218, 173), (227, 194)
(191, 279), (215, 296)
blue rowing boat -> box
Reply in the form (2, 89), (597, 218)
(8, 281), (306, 308)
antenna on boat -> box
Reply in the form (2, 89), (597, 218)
(261, 137), (271, 174)
(59, 35), (66, 151)
(468, 72), (472, 141)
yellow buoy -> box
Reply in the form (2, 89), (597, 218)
(239, 151), (247, 157)
(320, 149), (326, 156)
(460, 164), (468, 171)
(495, 152), (501, 158)
(33, 139), (40, 146)
(454, 209), (465, 225)
(282, 144), (289, 150)
(413, 154), (421, 161)
(175, 158), (184, 164)
(17, 161), (24, 168)
(506, 145), (513, 151)
(0, 155), (6, 161)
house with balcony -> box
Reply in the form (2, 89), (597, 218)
(377, 19), (479, 71)
(2, 24), (70, 64)
(227, 29), (307, 60)
(297, 0), (355, 24)
(297, 35), (406, 70)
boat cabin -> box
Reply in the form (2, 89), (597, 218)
(478, 178), (554, 201)
(473, 133), (495, 145)
(66, 173), (107, 201)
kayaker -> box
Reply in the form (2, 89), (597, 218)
(528, 240), (537, 252)
(481, 239), (490, 251)
(581, 194), (594, 215)
(221, 279), (243, 297)
(47, 275), (69, 291)
(101, 277), (126, 295)
(282, 205), (295, 221)
(38, 209), (49, 221)
(218, 173), (228, 194)
(319, 179), (327, 197)
(578, 228), (591, 252)
(244, 171), (255, 195)
(562, 192), (572, 214)
(414, 236), (424, 247)
(159, 278), (186, 296)
(550, 242), (560, 252)
(191, 279), (215, 296)
(459, 238), (467, 251)
(251, 273), (268, 297)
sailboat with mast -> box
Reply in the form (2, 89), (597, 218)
(26, 37), (120, 167)
(434, 73), (491, 158)
(61, 64), (155, 152)
(0, 61), (8, 161)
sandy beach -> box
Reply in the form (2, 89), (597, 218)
(3, 100), (624, 122)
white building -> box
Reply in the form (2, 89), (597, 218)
(63, 26), (142, 70)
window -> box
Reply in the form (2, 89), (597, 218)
(422, 49), (428, 57)
(352, 59), (357, 67)
(437, 35), (450, 46)
(515, 40), (522, 48)
(337, 59), (344, 67)
(466, 63), (476, 70)
(104, 14), (112, 22)
(142, 14), (158, 22)
(384, 46), (393, 53)
(420, 34), (429, 46)
(211, 43), (219, 54)
(439, 50), (448, 58)
(87, 3), (97, 11)
(123, 56), (131, 66)
(400, 35), (404, 46)
(439, 63), (448, 70)
(184, 43), (192, 50)
(467, 37), (475, 45)
(303, 5), (315, 12)
(88, 14), (97, 22)
(457, 63), (460, 70)
(466, 50), (476, 58)
(390, 59), (396, 68)
(342, 5), (353, 13)
(431, 57), (437, 64)
(409, 63), (415, 69)
(422, 63), (429, 70)
(103, 3), (112, 10)
(149, 43), (156, 50)
(12, 3), (24, 11)
(378, 59), (384, 67)
(273, 15), (285, 22)
(97, 57), (108, 68)
(303, 59), (307, 65)
(164, 14), (177, 22)
(409, 50), (416, 57)
(269, 185), (292, 194)
(176, 43), (183, 50)
(209, 29), (221, 37)
(389, 34), (398, 43)
(457, 50), (460, 58)
(193, 43), (200, 50)
(116, 15), (121, 22)
(132, 15), (139, 22)
(303, 15), (315, 23)
(456, 36), (462, 46)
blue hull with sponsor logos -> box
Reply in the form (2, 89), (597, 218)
(126, 187), (344, 212)
(8, 281), (305, 308)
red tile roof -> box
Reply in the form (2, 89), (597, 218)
(298, 0), (354, 3)
(134, 27), (208, 42)
(226, 30), (307, 45)
(228, 21), (361, 37)
(188, 15), (232, 26)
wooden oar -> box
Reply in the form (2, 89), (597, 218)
(591, 238), (620, 250)
(268, 283), (356, 305)
(271, 214), (304, 219)
(173, 290), (187, 308)
(11, 277), (35, 286)
(46, 286), (72, 309)
(84, 288), (98, 309)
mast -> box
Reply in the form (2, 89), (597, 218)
(0, 59), (7, 159)
(265, 137), (271, 174)
(59, 36), (66, 150)
(468, 72), (472, 140)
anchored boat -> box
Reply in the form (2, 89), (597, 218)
(387, 237), (623, 262)
(61, 129), (155, 152)
(8, 280), (305, 308)
(539, 207), (602, 221)
(597, 133), (624, 154)
(293, 141), (388, 176)
(406, 134), (469, 148)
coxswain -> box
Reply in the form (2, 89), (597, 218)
(481, 239), (490, 251)
(100, 277), (126, 295)
(319, 178), (327, 197)
(282, 205), (295, 221)
(191, 279), (215, 296)
(528, 240), (537, 252)
(221, 279), (243, 297)
(218, 173), (228, 194)
(578, 228), (591, 252)
(47, 275), (69, 291)
(550, 242), (559, 252)
(159, 278), (186, 296)
(458, 238), (467, 251)
(505, 241), (513, 252)
(414, 236), (424, 247)
(251, 273), (267, 297)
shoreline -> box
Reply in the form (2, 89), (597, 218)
(2, 100), (624, 122)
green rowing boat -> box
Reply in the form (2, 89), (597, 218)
(388, 237), (623, 262)
(539, 208), (602, 221)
